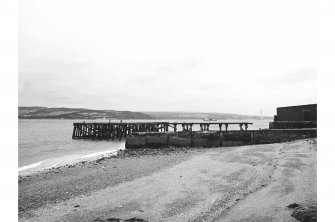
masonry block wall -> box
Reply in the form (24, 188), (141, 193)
(269, 104), (317, 129)
(125, 130), (317, 149)
(276, 104), (317, 121)
(269, 121), (317, 129)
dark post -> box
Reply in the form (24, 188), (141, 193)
(72, 124), (76, 139)
(112, 124), (115, 140)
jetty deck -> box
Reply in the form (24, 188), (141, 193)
(72, 121), (253, 140)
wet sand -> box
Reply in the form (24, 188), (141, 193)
(19, 148), (199, 218)
(19, 139), (316, 222)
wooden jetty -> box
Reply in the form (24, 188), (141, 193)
(72, 122), (253, 140)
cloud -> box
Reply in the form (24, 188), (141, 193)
(19, 0), (317, 116)
(265, 68), (316, 86)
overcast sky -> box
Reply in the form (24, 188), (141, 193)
(19, 0), (316, 116)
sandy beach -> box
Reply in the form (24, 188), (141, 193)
(19, 139), (316, 222)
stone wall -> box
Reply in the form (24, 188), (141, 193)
(125, 129), (317, 149)
(276, 104), (317, 121)
(252, 129), (316, 144)
(269, 121), (317, 129)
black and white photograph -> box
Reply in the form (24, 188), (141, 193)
(2, 0), (335, 221)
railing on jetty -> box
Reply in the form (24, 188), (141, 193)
(72, 122), (253, 140)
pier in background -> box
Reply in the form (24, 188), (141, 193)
(72, 122), (253, 140)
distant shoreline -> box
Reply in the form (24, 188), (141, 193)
(19, 117), (272, 120)
(19, 106), (272, 120)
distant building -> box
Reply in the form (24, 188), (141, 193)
(269, 104), (317, 129)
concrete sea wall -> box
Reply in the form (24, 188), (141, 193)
(269, 121), (317, 129)
(276, 104), (317, 121)
(125, 129), (317, 149)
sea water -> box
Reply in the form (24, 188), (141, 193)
(19, 119), (125, 174)
(18, 119), (270, 174)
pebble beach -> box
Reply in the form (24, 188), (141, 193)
(19, 139), (316, 222)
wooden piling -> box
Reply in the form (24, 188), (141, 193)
(72, 121), (253, 140)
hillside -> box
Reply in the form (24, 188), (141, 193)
(18, 107), (153, 120)
(18, 107), (271, 120)
(142, 111), (271, 120)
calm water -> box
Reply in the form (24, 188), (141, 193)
(18, 119), (125, 173)
(18, 119), (270, 174)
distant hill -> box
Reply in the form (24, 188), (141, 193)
(18, 107), (153, 119)
(18, 107), (271, 120)
(142, 111), (272, 120)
